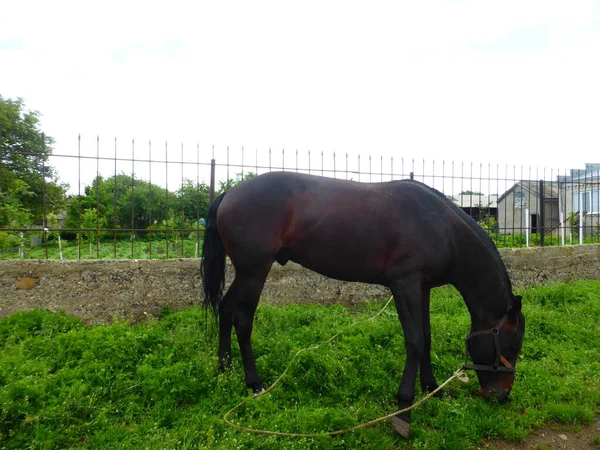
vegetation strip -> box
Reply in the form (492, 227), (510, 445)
(0, 281), (599, 449)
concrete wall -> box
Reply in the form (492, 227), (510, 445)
(1, 244), (599, 325)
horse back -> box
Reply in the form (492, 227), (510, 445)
(217, 172), (462, 285)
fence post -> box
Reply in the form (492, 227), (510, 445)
(538, 179), (545, 247)
(0, 124), (3, 188)
(410, 171), (414, 180)
(41, 133), (48, 259)
(209, 158), (216, 204)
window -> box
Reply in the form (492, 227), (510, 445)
(572, 190), (600, 213)
(514, 187), (526, 208)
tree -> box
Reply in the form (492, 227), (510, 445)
(0, 179), (34, 251)
(218, 171), (258, 194)
(65, 173), (176, 235)
(173, 180), (211, 227)
(0, 96), (67, 225)
(458, 190), (483, 196)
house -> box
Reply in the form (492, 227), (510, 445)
(496, 181), (559, 236)
(559, 163), (600, 239)
(448, 193), (498, 222)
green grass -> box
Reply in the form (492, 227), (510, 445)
(491, 233), (599, 248)
(1, 281), (599, 449)
(0, 237), (202, 260)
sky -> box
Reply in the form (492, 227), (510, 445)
(2, 1), (600, 194)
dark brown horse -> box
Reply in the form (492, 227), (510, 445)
(201, 171), (525, 438)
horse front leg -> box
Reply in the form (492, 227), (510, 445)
(389, 275), (425, 439)
(419, 288), (441, 396)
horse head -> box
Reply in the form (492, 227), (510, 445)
(464, 295), (525, 402)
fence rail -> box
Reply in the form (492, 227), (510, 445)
(1, 136), (599, 260)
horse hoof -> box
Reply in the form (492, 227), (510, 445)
(423, 383), (443, 398)
(252, 387), (265, 397)
(390, 416), (411, 439)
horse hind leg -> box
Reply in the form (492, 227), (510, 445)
(231, 267), (271, 393)
(217, 281), (238, 372)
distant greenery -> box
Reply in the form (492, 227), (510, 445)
(0, 237), (203, 260)
(2, 230), (599, 260)
(65, 174), (211, 238)
(0, 171), (260, 260)
(0, 96), (68, 252)
(1, 281), (599, 449)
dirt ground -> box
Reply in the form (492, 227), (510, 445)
(484, 415), (600, 450)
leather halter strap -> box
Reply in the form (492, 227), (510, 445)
(462, 312), (516, 373)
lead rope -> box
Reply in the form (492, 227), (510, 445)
(223, 296), (470, 438)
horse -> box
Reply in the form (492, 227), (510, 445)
(200, 171), (525, 438)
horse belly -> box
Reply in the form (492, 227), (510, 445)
(285, 238), (387, 284)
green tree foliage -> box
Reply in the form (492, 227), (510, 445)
(0, 96), (67, 225)
(172, 179), (210, 226)
(0, 179), (34, 250)
(218, 171), (257, 194)
(66, 174), (210, 235)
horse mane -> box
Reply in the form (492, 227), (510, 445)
(404, 179), (513, 292)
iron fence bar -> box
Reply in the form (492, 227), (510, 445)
(209, 158), (216, 203)
(9, 149), (214, 166)
(96, 135), (100, 259)
(77, 134), (82, 260)
(181, 142), (185, 257)
(333, 152), (336, 178)
(148, 140), (153, 258)
(0, 124), (3, 188)
(113, 138), (118, 257)
(41, 133), (48, 259)
(165, 141), (169, 258)
(130, 139), (135, 257)
(321, 151), (324, 177)
(196, 143), (201, 259)
(1, 227), (208, 233)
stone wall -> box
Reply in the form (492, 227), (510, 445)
(1, 244), (599, 325)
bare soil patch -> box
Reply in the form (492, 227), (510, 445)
(484, 415), (600, 450)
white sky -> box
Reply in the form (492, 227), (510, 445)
(2, 1), (600, 194)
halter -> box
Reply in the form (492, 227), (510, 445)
(462, 312), (515, 373)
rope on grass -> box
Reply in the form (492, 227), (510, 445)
(223, 296), (470, 438)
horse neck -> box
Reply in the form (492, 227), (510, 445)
(452, 242), (513, 326)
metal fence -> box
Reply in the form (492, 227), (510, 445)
(1, 135), (599, 259)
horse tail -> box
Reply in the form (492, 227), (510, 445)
(200, 192), (227, 318)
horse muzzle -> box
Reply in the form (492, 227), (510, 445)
(479, 387), (511, 403)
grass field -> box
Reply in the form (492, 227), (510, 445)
(0, 238), (201, 260)
(1, 281), (599, 449)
